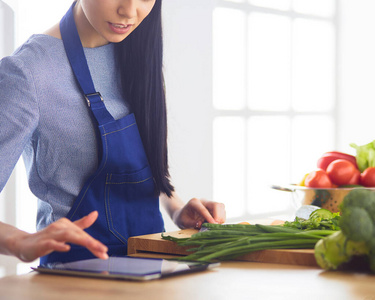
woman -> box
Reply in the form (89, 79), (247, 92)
(0, 0), (225, 263)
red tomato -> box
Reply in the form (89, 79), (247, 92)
(360, 167), (375, 187)
(317, 151), (358, 171)
(317, 156), (338, 171)
(347, 171), (361, 185)
(326, 159), (360, 186)
(304, 170), (333, 188)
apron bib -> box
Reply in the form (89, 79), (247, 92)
(40, 2), (164, 264)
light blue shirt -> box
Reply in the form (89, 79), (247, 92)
(0, 34), (129, 230)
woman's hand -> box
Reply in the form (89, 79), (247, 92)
(7, 211), (108, 262)
(173, 198), (226, 229)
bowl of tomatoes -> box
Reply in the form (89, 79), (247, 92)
(273, 149), (375, 213)
(303, 151), (375, 189)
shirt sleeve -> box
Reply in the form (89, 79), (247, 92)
(0, 55), (39, 192)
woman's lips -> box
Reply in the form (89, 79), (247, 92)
(108, 22), (133, 34)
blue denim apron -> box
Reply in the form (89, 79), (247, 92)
(40, 2), (164, 264)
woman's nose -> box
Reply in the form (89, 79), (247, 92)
(117, 0), (137, 19)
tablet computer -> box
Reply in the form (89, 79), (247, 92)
(32, 256), (220, 281)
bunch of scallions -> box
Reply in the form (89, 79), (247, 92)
(161, 209), (340, 262)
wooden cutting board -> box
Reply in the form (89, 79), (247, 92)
(127, 229), (318, 267)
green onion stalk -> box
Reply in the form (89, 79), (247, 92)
(162, 220), (338, 262)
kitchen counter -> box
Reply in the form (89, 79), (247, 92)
(0, 261), (374, 300)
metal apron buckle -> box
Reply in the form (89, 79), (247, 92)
(84, 92), (104, 107)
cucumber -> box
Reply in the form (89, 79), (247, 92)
(309, 208), (333, 219)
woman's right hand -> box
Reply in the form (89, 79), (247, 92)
(8, 211), (108, 262)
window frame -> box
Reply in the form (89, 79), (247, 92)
(212, 0), (339, 222)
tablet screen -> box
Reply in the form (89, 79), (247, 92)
(33, 257), (219, 281)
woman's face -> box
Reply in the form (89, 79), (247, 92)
(74, 0), (156, 48)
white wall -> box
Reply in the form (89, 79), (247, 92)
(0, 1), (14, 57)
(162, 0), (215, 230)
(338, 0), (375, 153)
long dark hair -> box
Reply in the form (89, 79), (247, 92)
(115, 0), (174, 197)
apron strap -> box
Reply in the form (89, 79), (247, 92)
(60, 2), (115, 125)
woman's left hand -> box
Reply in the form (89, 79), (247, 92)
(173, 198), (226, 229)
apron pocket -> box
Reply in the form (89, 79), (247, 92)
(105, 166), (164, 244)
(106, 165), (153, 185)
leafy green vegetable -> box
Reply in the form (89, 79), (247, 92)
(340, 207), (373, 242)
(350, 140), (375, 172)
(162, 214), (338, 262)
(315, 231), (369, 270)
(314, 189), (375, 272)
(284, 208), (341, 231)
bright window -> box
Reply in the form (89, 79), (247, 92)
(213, 0), (337, 221)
